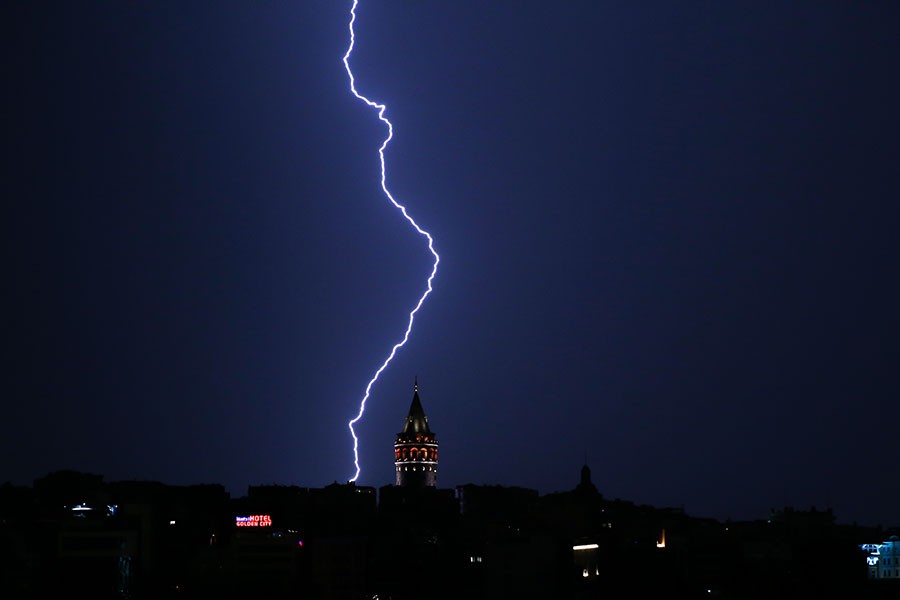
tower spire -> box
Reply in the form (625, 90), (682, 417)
(402, 380), (430, 435)
(394, 379), (438, 487)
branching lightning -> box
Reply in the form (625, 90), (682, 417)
(342, 0), (440, 483)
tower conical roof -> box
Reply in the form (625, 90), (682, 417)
(400, 379), (431, 435)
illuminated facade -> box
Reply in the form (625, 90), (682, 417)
(394, 379), (438, 487)
(861, 536), (900, 579)
(572, 543), (601, 580)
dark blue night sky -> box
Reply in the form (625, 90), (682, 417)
(5, 1), (899, 527)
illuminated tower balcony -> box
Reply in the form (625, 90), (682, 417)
(394, 380), (438, 488)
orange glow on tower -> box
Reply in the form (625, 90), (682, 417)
(394, 379), (438, 487)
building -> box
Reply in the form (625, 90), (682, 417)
(393, 379), (438, 488)
(862, 536), (900, 580)
(4, 384), (897, 599)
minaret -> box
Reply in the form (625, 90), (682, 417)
(394, 378), (438, 487)
(576, 461), (599, 495)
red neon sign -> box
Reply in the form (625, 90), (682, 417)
(235, 514), (272, 527)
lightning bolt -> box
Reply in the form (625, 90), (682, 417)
(342, 0), (440, 483)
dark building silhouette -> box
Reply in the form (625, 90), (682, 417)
(3, 387), (900, 599)
(393, 378), (438, 488)
(576, 462), (599, 496)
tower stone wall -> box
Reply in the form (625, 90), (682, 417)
(394, 380), (438, 488)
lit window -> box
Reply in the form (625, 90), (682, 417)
(573, 544), (599, 551)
